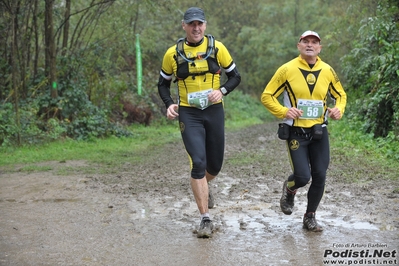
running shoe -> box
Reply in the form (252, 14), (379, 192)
(303, 212), (323, 232)
(280, 180), (296, 215)
(197, 217), (214, 238)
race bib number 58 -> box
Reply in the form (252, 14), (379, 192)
(297, 99), (323, 119)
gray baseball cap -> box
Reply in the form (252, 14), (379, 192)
(183, 7), (206, 23)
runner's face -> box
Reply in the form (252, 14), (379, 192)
(297, 37), (322, 60)
(182, 20), (206, 43)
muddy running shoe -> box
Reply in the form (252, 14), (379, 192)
(197, 217), (214, 238)
(208, 189), (215, 209)
(280, 180), (296, 215)
(303, 212), (323, 232)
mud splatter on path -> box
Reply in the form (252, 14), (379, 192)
(1, 123), (398, 265)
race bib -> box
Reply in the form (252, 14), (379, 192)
(187, 89), (213, 110)
(297, 99), (323, 119)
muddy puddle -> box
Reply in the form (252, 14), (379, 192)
(0, 123), (398, 265)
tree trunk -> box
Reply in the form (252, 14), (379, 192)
(11, 5), (21, 145)
(44, 0), (57, 98)
(62, 0), (71, 56)
(33, 0), (39, 79)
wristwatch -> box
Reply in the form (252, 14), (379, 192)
(220, 87), (227, 96)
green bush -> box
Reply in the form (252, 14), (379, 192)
(342, 3), (399, 138)
(0, 103), (18, 146)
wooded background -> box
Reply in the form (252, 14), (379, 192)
(1, 0), (398, 145)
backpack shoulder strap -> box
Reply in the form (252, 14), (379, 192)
(203, 34), (217, 60)
(206, 34), (215, 48)
(175, 37), (196, 63)
(176, 37), (185, 53)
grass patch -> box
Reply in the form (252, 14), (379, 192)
(0, 91), (398, 185)
(18, 165), (53, 173)
(328, 117), (399, 182)
(0, 124), (181, 168)
(0, 90), (272, 169)
(224, 90), (276, 129)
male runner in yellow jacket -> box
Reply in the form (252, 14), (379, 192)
(261, 30), (347, 231)
(158, 7), (241, 238)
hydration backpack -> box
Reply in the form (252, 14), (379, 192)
(173, 34), (221, 82)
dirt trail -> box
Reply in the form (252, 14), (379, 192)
(0, 123), (398, 266)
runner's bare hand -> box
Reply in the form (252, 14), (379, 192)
(327, 107), (341, 120)
(167, 104), (179, 120)
(286, 107), (303, 119)
(208, 90), (223, 103)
